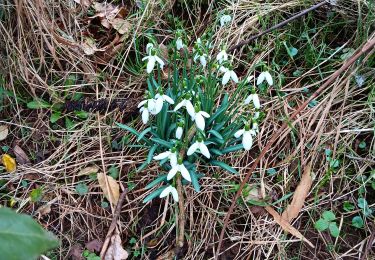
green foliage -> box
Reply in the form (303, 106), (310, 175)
(83, 250), (101, 260)
(352, 216), (364, 228)
(314, 210), (340, 238)
(0, 207), (59, 260)
(76, 183), (89, 196)
(30, 188), (43, 203)
(108, 166), (119, 179)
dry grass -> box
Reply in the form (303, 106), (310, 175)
(0, 0), (374, 259)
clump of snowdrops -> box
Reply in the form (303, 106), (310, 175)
(117, 17), (273, 204)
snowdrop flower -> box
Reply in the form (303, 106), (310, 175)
(234, 125), (257, 151)
(244, 93), (261, 109)
(220, 14), (232, 27)
(216, 49), (228, 64)
(187, 139), (210, 159)
(191, 109), (210, 131)
(153, 92), (175, 114)
(176, 37), (184, 50)
(139, 106), (149, 124)
(257, 71), (273, 86)
(167, 160), (191, 182)
(194, 53), (207, 67)
(254, 110), (260, 120)
(174, 96), (195, 118)
(175, 122), (184, 139)
(153, 148), (178, 167)
(160, 185), (179, 202)
(220, 66), (238, 85)
(142, 43), (165, 73)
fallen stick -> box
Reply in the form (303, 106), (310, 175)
(215, 35), (375, 259)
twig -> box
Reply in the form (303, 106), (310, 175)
(100, 190), (127, 259)
(228, 1), (329, 53)
(215, 36), (375, 259)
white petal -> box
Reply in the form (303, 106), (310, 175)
(254, 111), (260, 119)
(153, 97), (164, 114)
(265, 71), (273, 86)
(169, 153), (178, 167)
(141, 56), (149, 61)
(256, 72), (266, 85)
(242, 131), (253, 150)
(159, 186), (172, 198)
(187, 142), (199, 156)
(219, 66), (228, 73)
(174, 101), (185, 111)
(170, 186), (179, 202)
(222, 71), (231, 85)
(179, 164), (191, 182)
(146, 43), (153, 54)
(162, 95), (175, 104)
(141, 109), (149, 124)
(193, 54), (199, 62)
(153, 151), (170, 160)
(234, 129), (245, 138)
(198, 143), (210, 159)
(154, 56), (165, 69)
(167, 167), (178, 180)
(200, 111), (210, 118)
(146, 56), (156, 73)
(195, 113), (205, 131)
(186, 100), (195, 118)
(176, 38), (184, 50)
(148, 99), (156, 111)
(253, 94), (260, 109)
(137, 99), (147, 108)
(200, 55), (207, 67)
(244, 95), (252, 105)
(231, 71), (239, 83)
(176, 127), (183, 139)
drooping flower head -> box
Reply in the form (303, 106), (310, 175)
(187, 137), (210, 159)
(234, 123), (257, 150)
(142, 43), (165, 73)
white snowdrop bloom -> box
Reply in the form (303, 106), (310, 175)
(234, 126), (257, 151)
(194, 53), (207, 67)
(216, 49), (228, 64)
(176, 38), (184, 50)
(187, 140), (210, 159)
(191, 111), (210, 131)
(142, 44), (165, 74)
(153, 93), (175, 114)
(159, 185), (179, 202)
(137, 98), (156, 111)
(220, 14), (232, 27)
(244, 93), (261, 109)
(167, 162), (191, 182)
(257, 71), (273, 86)
(174, 98), (195, 118)
(254, 111), (260, 119)
(220, 66), (238, 85)
(139, 107), (149, 124)
(176, 126), (183, 139)
(153, 149), (178, 167)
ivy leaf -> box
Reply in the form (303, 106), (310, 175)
(322, 211), (336, 221)
(352, 216), (364, 228)
(108, 166), (119, 179)
(0, 207), (59, 259)
(315, 218), (329, 231)
(75, 183), (89, 196)
(329, 222), (340, 237)
(27, 99), (51, 109)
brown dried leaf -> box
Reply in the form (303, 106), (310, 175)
(282, 163), (313, 223)
(36, 204), (51, 218)
(0, 125), (9, 141)
(82, 37), (98, 55)
(13, 145), (30, 165)
(110, 18), (131, 35)
(73, 0), (92, 8)
(78, 166), (99, 176)
(97, 172), (119, 206)
(104, 231), (129, 260)
(265, 206), (314, 248)
(68, 244), (84, 260)
(156, 250), (175, 260)
(86, 239), (103, 253)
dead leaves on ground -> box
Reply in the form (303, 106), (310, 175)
(97, 172), (120, 206)
(104, 230), (129, 260)
(0, 125), (9, 141)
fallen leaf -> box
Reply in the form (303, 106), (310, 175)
(86, 239), (103, 253)
(81, 37), (102, 55)
(1, 154), (16, 172)
(13, 145), (30, 165)
(156, 250), (175, 260)
(68, 244), (84, 260)
(97, 172), (119, 206)
(0, 125), (8, 141)
(265, 206), (314, 248)
(78, 166), (99, 176)
(104, 231), (129, 260)
(282, 163), (313, 223)
(73, 0), (92, 7)
(110, 18), (131, 35)
(36, 204), (51, 218)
